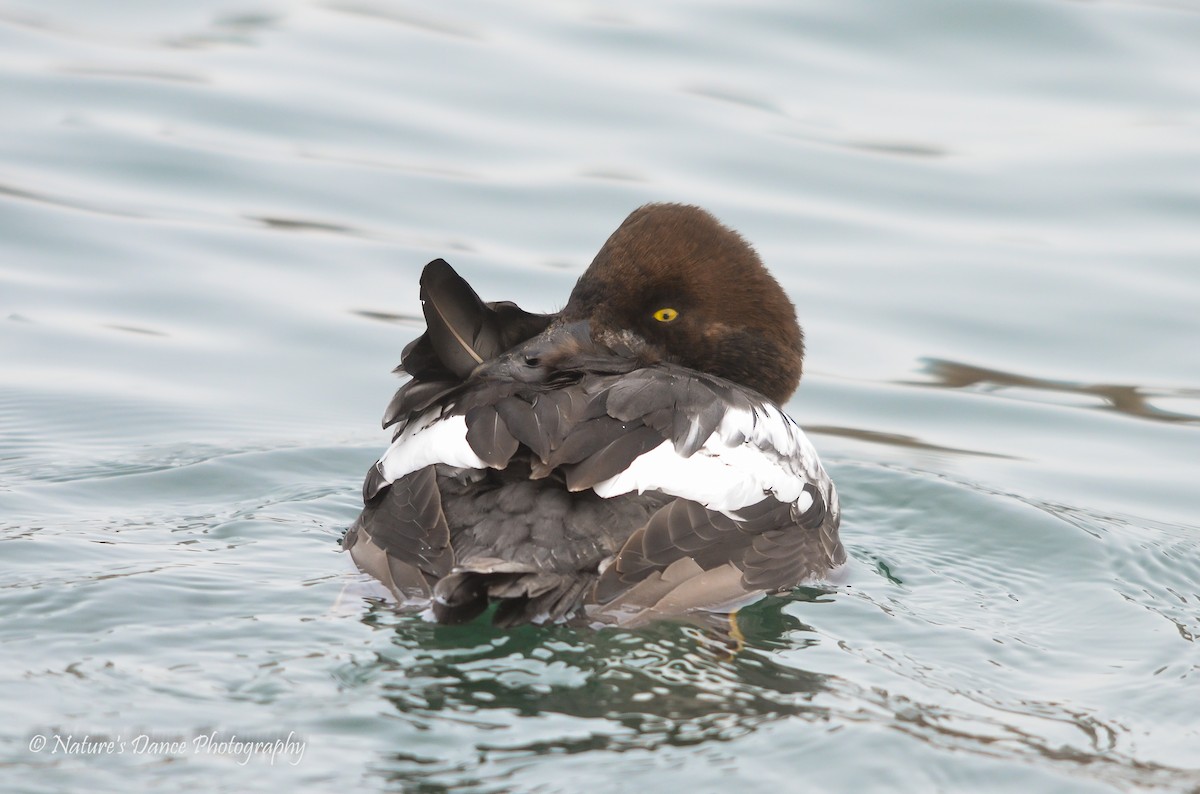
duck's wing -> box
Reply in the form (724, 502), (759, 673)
(590, 485), (841, 625)
(352, 362), (843, 624)
(342, 464), (453, 600)
(582, 367), (844, 623)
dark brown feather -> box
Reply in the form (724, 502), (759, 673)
(419, 259), (495, 379)
(351, 465), (454, 579)
(464, 404), (520, 468)
(593, 491), (841, 608)
(362, 461), (388, 503)
(562, 424), (664, 492)
(383, 379), (457, 430)
(494, 396), (552, 462)
(430, 572), (490, 624)
(540, 414), (627, 469)
(416, 261), (554, 383)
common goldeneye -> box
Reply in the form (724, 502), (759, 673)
(344, 203), (845, 627)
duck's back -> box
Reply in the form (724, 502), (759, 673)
(345, 332), (844, 627)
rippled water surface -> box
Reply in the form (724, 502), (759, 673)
(3, 1), (1199, 791)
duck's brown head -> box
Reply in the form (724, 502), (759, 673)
(559, 203), (805, 403)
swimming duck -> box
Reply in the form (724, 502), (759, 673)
(344, 203), (844, 627)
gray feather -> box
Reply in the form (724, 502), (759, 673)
(464, 404), (519, 468)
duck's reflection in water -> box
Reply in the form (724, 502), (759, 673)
(359, 594), (830, 756)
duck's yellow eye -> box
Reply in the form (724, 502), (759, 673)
(653, 307), (679, 323)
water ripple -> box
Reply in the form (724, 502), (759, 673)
(911, 358), (1200, 425)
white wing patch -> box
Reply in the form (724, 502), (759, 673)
(379, 411), (485, 483)
(377, 395), (830, 520)
(592, 403), (824, 515)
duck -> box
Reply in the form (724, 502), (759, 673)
(343, 203), (845, 627)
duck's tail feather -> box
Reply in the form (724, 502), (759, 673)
(431, 560), (594, 626)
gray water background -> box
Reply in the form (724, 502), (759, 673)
(2, 1), (1199, 791)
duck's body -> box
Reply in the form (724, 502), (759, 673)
(344, 204), (844, 627)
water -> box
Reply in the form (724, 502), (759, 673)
(2, 0), (1199, 791)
